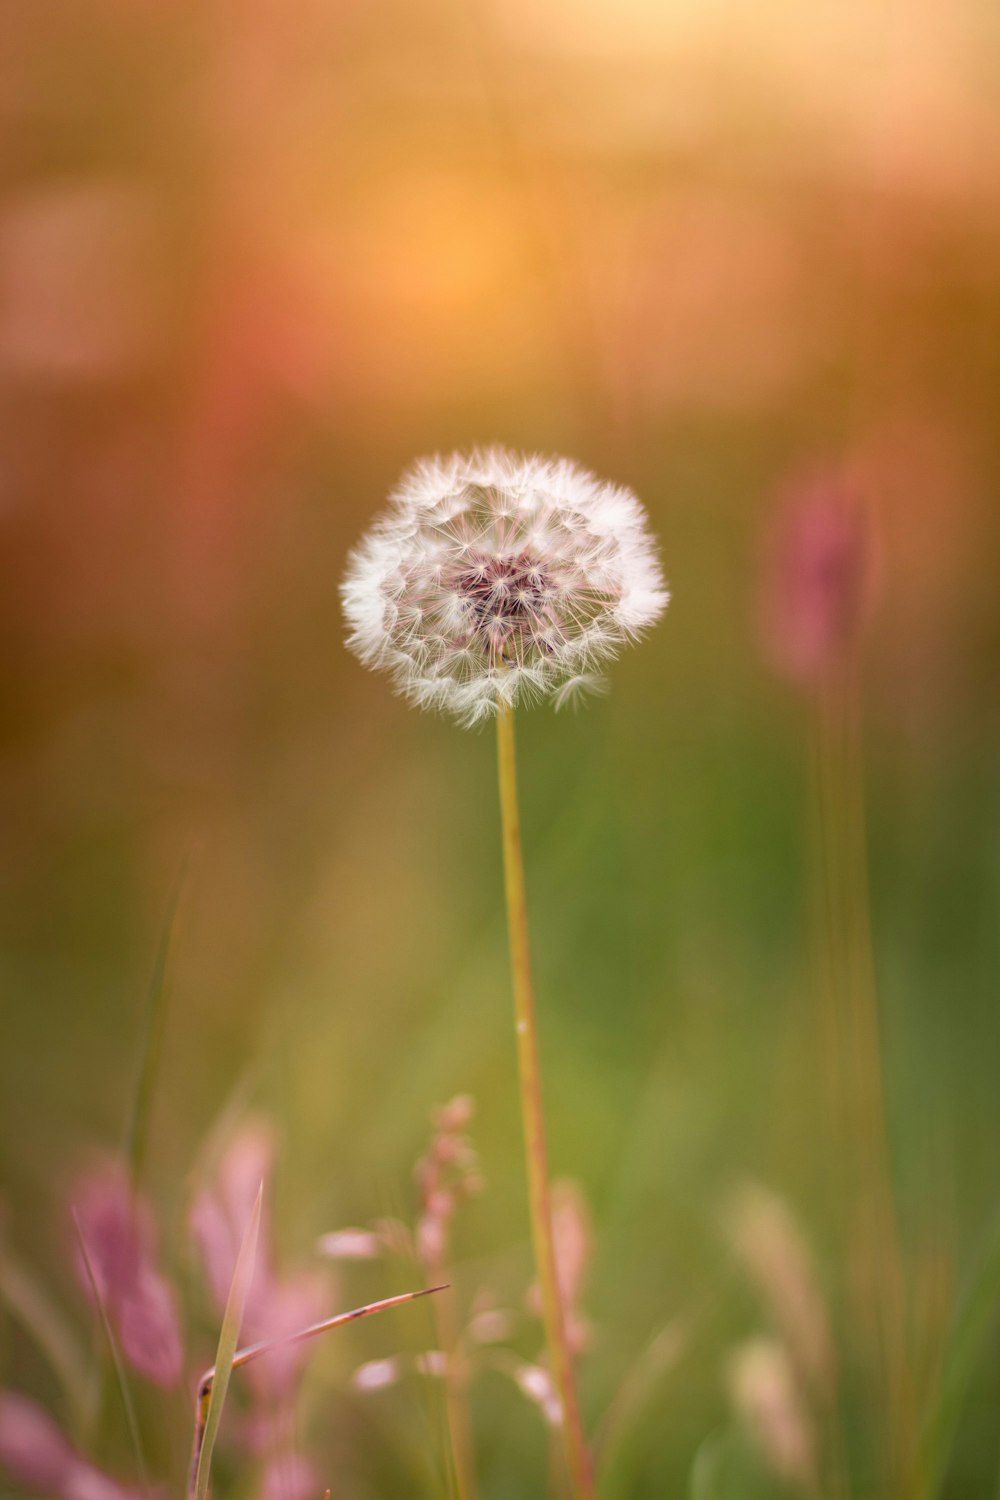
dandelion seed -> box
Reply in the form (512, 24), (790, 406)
(341, 449), (668, 725)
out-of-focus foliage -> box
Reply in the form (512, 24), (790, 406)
(1, 0), (998, 1494)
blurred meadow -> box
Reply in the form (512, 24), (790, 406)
(1, 0), (999, 1496)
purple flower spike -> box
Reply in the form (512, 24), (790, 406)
(71, 1162), (183, 1388)
(0, 1391), (141, 1500)
(761, 471), (875, 686)
(116, 1268), (185, 1387)
(254, 1452), (320, 1500)
(190, 1121), (275, 1312)
(0, 1391), (74, 1490)
(191, 1120), (334, 1494)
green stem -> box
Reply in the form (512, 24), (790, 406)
(431, 1262), (476, 1500)
(816, 668), (914, 1496)
(495, 705), (597, 1500)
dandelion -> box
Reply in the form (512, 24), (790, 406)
(341, 448), (667, 727)
(342, 450), (667, 1500)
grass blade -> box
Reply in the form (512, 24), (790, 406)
(188, 1281), (448, 1500)
(124, 857), (189, 1190)
(596, 1319), (689, 1491)
(71, 1210), (151, 1496)
(920, 1198), (1000, 1496)
(190, 1182), (263, 1500)
(0, 1237), (93, 1429)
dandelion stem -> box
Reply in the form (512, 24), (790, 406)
(495, 705), (597, 1500)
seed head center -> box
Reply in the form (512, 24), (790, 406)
(453, 551), (548, 628)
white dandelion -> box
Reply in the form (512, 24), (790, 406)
(341, 448), (668, 726)
(339, 446), (669, 1500)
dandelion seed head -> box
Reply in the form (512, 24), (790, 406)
(341, 448), (668, 726)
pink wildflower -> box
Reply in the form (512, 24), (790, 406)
(760, 470), (875, 685)
(414, 1095), (483, 1278)
(529, 1178), (593, 1356)
(71, 1162), (183, 1387)
(0, 1391), (141, 1500)
(190, 1120), (274, 1312)
(254, 1452), (320, 1500)
(190, 1121), (326, 1424)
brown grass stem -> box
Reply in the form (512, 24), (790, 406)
(495, 705), (596, 1500)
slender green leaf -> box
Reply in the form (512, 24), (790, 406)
(690, 1429), (739, 1500)
(191, 1183), (262, 1500)
(689, 1428), (774, 1500)
(124, 857), (189, 1189)
(921, 1198), (1000, 1496)
(597, 1319), (689, 1493)
(71, 1211), (150, 1496)
(0, 1240), (93, 1428)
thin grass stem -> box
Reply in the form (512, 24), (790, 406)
(815, 666), (914, 1496)
(495, 705), (596, 1500)
(430, 1280), (476, 1500)
(124, 856), (190, 1191)
(191, 1183), (263, 1500)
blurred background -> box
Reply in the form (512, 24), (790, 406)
(1, 0), (998, 1495)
